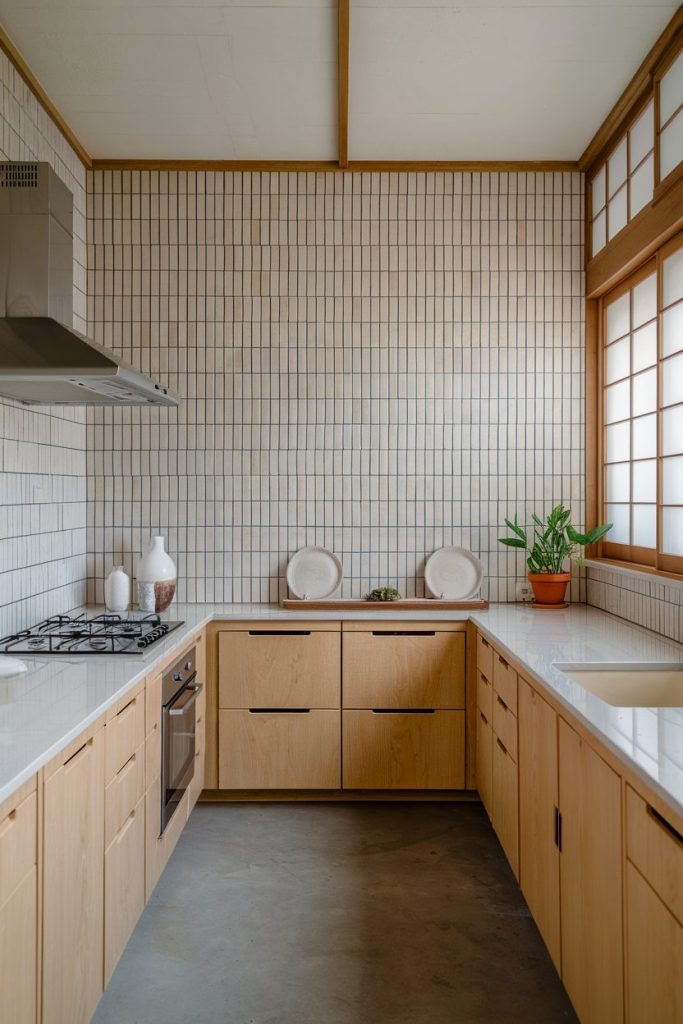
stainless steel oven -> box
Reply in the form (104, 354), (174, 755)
(161, 647), (202, 834)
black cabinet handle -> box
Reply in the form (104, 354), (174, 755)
(248, 708), (311, 714)
(248, 630), (311, 636)
(647, 804), (683, 845)
(371, 708), (436, 714)
(371, 631), (436, 637)
(554, 806), (563, 851)
(495, 737), (508, 755)
(496, 695), (508, 711)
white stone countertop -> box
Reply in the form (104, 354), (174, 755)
(0, 602), (681, 817)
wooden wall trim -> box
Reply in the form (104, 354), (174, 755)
(338, 0), (350, 168)
(89, 158), (580, 173)
(584, 298), (599, 538)
(0, 25), (91, 169)
(579, 8), (683, 174)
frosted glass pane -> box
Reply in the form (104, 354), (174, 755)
(662, 352), (683, 407)
(630, 100), (654, 167)
(663, 456), (683, 504)
(629, 154), (653, 217)
(606, 337), (630, 383)
(663, 247), (683, 306)
(606, 462), (630, 502)
(608, 138), (627, 196)
(632, 413), (656, 459)
(606, 504), (630, 544)
(662, 405), (683, 455)
(633, 273), (656, 328)
(663, 301), (683, 356)
(633, 505), (656, 548)
(606, 292), (630, 342)
(605, 379), (630, 423)
(591, 165), (606, 216)
(632, 323), (657, 373)
(605, 420), (630, 463)
(592, 211), (606, 256)
(662, 507), (683, 556)
(632, 367), (656, 416)
(633, 459), (656, 499)
(660, 50), (683, 126)
(608, 187), (627, 240)
(660, 109), (683, 180)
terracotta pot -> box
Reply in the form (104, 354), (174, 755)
(527, 572), (571, 607)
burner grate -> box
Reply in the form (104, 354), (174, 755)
(0, 614), (182, 655)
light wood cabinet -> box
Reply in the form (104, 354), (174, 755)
(343, 710), (465, 789)
(476, 670), (493, 721)
(105, 748), (145, 847)
(518, 677), (561, 970)
(492, 651), (517, 714)
(476, 632), (494, 682)
(475, 708), (493, 817)
(104, 689), (144, 783)
(558, 718), (623, 1024)
(626, 860), (682, 1023)
(104, 799), (145, 984)
(219, 709), (341, 789)
(219, 627), (341, 709)
(0, 778), (38, 1024)
(492, 735), (519, 877)
(43, 725), (104, 1024)
(625, 785), (682, 922)
(342, 627), (465, 709)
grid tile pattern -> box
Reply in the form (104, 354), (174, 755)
(0, 51), (88, 637)
(86, 169), (585, 604)
(587, 565), (683, 643)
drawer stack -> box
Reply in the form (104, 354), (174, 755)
(217, 624), (342, 789)
(0, 777), (38, 1024)
(103, 683), (145, 983)
(342, 624), (466, 789)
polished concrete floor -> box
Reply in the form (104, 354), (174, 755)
(93, 802), (577, 1024)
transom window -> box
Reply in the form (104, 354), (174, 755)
(601, 231), (683, 574)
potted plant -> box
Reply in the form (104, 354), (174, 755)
(499, 505), (612, 607)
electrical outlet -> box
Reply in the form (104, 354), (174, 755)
(516, 581), (533, 602)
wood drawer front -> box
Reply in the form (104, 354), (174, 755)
(476, 708), (493, 817)
(105, 691), (145, 782)
(0, 789), (37, 908)
(0, 865), (37, 1024)
(342, 630), (465, 709)
(145, 673), (161, 736)
(493, 652), (517, 714)
(492, 736), (519, 879)
(476, 633), (494, 681)
(104, 799), (145, 985)
(218, 710), (341, 790)
(626, 860), (683, 1024)
(492, 694), (518, 763)
(626, 785), (683, 925)
(105, 747), (145, 849)
(476, 670), (493, 720)
(342, 710), (465, 790)
(145, 715), (161, 788)
(218, 630), (341, 709)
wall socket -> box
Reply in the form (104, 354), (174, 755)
(516, 581), (534, 602)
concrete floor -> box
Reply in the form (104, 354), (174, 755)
(93, 802), (577, 1024)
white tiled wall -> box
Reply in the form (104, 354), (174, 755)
(0, 51), (88, 637)
(86, 169), (586, 604)
(587, 565), (683, 643)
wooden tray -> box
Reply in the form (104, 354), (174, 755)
(280, 598), (489, 611)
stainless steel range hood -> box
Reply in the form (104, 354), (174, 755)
(0, 162), (178, 406)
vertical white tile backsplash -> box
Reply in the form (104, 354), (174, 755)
(0, 51), (88, 637)
(587, 565), (683, 644)
(86, 169), (586, 605)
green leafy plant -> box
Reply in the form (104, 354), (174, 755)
(499, 504), (612, 574)
(366, 587), (401, 602)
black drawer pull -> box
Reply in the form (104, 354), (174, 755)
(495, 737), (508, 755)
(647, 804), (683, 845)
(248, 630), (311, 636)
(248, 708), (311, 714)
(479, 710), (489, 725)
(371, 631), (436, 637)
(496, 695), (508, 711)
(498, 655), (509, 669)
(371, 708), (436, 714)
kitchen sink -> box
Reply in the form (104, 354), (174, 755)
(555, 664), (683, 708)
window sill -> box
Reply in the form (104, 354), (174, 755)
(585, 558), (683, 591)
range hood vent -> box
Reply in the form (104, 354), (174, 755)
(0, 162), (179, 407)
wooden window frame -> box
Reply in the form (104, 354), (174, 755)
(653, 42), (683, 201)
(594, 231), (683, 578)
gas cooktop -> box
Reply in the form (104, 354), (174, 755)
(0, 613), (184, 656)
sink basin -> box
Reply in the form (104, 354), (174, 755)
(555, 664), (683, 708)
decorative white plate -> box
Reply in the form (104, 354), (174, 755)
(286, 547), (344, 600)
(424, 547), (483, 600)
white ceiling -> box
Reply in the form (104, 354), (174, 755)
(0, 0), (678, 161)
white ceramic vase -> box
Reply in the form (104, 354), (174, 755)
(137, 536), (177, 612)
(104, 565), (131, 613)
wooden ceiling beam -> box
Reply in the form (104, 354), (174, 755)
(338, 0), (350, 168)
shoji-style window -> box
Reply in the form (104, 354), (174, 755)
(601, 231), (683, 574)
(656, 47), (683, 184)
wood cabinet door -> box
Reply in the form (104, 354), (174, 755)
(492, 735), (519, 879)
(342, 629), (465, 709)
(43, 729), (104, 1024)
(476, 708), (493, 816)
(104, 800), (145, 985)
(518, 678), (561, 970)
(626, 861), (683, 1024)
(0, 782), (38, 1024)
(559, 718), (623, 1024)
(342, 710), (465, 789)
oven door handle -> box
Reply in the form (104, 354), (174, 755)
(169, 682), (203, 716)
